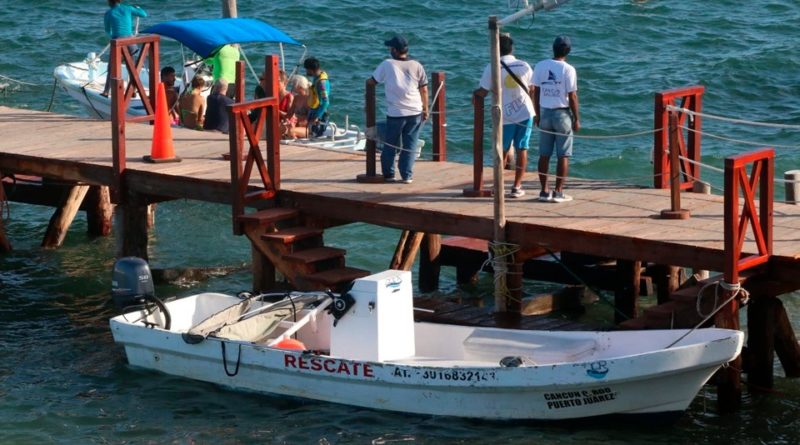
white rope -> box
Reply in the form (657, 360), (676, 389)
(535, 125), (661, 140)
(480, 241), (524, 300)
(675, 153), (726, 173)
(665, 280), (747, 349)
(666, 105), (800, 130)
(0, 73), (49, 87)
(680, 125), (800, 151)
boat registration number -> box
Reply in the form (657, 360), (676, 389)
(391, 367), (497, 382)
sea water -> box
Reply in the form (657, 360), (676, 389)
(1, 1), (800, 443)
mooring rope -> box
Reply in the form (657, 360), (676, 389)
(679, 125), (800, 151)
(480, 241), (523, 303)
(666, 105), (800, 130)
(665, 280), (749, 349)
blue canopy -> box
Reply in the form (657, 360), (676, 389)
(144, 18), (302, 58)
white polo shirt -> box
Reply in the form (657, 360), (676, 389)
(372, 58), (428, 117)
(532, 58), (577, 109)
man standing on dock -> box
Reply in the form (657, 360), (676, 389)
(533, 35), (580, 203)
(475, 33), (535, 198)
(368, 35), (429, 184)
(101, 0), (147, 97)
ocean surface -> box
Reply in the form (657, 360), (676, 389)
(2, 0), (800, 443)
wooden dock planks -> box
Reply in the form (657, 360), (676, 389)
(2, 106), (800, 281)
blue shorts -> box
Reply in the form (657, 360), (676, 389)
(538, 108), (573, 158)
(503, 118), (532, 152)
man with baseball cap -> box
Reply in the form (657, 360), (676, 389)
(368, 34), (429, 184)
(532, 35), (580, 203)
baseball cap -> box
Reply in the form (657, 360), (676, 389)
(384, 35), (409, 51)
(553, 35), (571, 50)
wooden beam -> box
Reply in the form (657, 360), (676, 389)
(653, 264), (682, 304)
(85, 185), (113, 236)
(0, 180), (10, 252)
(418, 233), (441, 292)
(773, 297), (800, 378)
(746, 297), (777, 390)
(390, 230), (424, 271)
(252, 244), (276, 292)
(116, 196), (149, 260)
(41, 184), (90, 248)
(614, 259), (640, 324)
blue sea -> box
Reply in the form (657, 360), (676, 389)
(2, 1), (800, 443)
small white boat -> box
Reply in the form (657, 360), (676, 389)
(109, 259), (742, 421)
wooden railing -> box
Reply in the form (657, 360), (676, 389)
(724, 148), (774, 283)
(462, 90), (492, 197)
(229, 56), (281, 235)
(110, 34), (160, 203)
(654, 85), (704, 189)
(431, 72), (447, 162)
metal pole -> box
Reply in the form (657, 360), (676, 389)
(221, 0), (237, 18)
(489, 16), (507, 312)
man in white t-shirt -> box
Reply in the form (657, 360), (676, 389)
(475, 33), (535, 198)
(368, 35), (429, 184)
(532, 35), (580, 203)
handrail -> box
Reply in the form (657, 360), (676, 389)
(463, 90), (492, 197)
(724, 148), (774, 284)
(110, 34), (160, 203)
(654, 85), (704, 189)
(356, 79), (380, 183)
(229, 56), (281, 235)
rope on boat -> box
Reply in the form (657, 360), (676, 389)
(665, 280), (749, 349)
(482, 241), (523, 303)
(0, 73), (51, 87)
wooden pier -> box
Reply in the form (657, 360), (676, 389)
(2, 35), (800, 411)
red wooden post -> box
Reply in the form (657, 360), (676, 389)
(660, 112), (690, 219)
(463, 90), (492, 197)
(654, 85), (704, 189)
(265, 55), (281, 191)
(717, 147), (774, 412)
(228, 102), (245, 236)
(431, 72), (446, 162)
(357, 79), (383, 183)
(110, 40), (126, 204)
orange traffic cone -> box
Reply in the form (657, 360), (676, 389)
(143, 82), (181, 163)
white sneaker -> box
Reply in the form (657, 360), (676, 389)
(537, 191), (552, 202)
(509, 187), (525, 198)
(551, 191), (573, 203)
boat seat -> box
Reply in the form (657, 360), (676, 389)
(462, 330), (597, 365)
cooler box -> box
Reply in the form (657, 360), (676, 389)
(330, 270), (415, 362)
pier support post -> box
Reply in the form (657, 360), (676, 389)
(418, 233), (441, 293)
(747, 296), (778, 390)
(614, 259), (640, 324)
(653, 265), (682, 305)
(785, 170), (800, 204)
(252, 245), (276, 293)
(42, 184), (90, 248)
(0, 181), (10, 252)
(774, 297), (800, 378)
(390, 230), (424, 271)
(116, 195), (149, 260)
(86, 186), (114, 237)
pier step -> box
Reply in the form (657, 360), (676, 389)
(243, 208), (371, 292)
(238, 208), (298, 227)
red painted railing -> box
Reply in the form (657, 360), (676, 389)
(463, 90), (492, 197)
(654, 86), (704, 189)
(431, 72), (447, 162)
(110, 35), (160, 203)
(229, 56), (281, 235)
(724, 148), (774, 283)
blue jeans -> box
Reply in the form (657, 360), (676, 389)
(538, 108), (573, 158)
(381, 114), (423, 180)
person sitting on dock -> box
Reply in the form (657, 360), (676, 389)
(533, 35), (580, 203)
(101, 0), (147, 97)
(475, 33), (535, 198)
(161, 66), (180, 125)
(179, 76), (206, 130)
(203, 79), (235, 134)
(303, 57), (330, 138)
(368, 34), (429, 184)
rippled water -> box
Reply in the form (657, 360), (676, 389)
(2, 1), (800, 443)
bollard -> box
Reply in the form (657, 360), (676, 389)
(785, 170), (800, 205)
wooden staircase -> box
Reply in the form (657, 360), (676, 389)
(238, 208), (370, 291)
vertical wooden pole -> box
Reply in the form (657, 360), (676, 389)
(418, 233), (441, 292)
(229, 102), (244, 236)
(653, 264), (681, 305)
(221, 0), (237, 17)
(774, 297), (800, 377)
(357, 80), (382, 182)
(785, 170), (800, 204)
(117, 195), (149, 260)
(0, 220), (9, 253)
(431, 72), (446, 162)
(463, 91), (491, 197)
(110, 41), (126, 204)
(265, 56), (281, 192)
(86, 186), (114, 236)
(506, 252), (522, 314)
(252, 245), (276, 293)
(660, 112), (690, 219)
(488, 16), (507, 313)
(746, 296), (777, 390)
(614, 259), (640, 324)
(0, 181), (12, 252)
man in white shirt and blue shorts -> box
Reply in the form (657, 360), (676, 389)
(533, 35), (581, 203)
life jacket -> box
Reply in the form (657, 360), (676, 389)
(307, 71), (329, 109)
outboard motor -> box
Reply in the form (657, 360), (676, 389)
(111, 257), (171, 329)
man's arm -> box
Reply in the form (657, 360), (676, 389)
(419, 84), (429, 120)
(532, 86), (541, 126)
(568, 91), (580, 132)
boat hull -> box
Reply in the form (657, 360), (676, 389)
(110, 297), (742, 420)
(54, 62), (149, 120)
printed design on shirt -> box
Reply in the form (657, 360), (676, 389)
(541, 70), (563, 99)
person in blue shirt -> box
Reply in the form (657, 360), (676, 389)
(101, 0), (147, 97)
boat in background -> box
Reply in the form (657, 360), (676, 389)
(109, 257), (743, 421)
